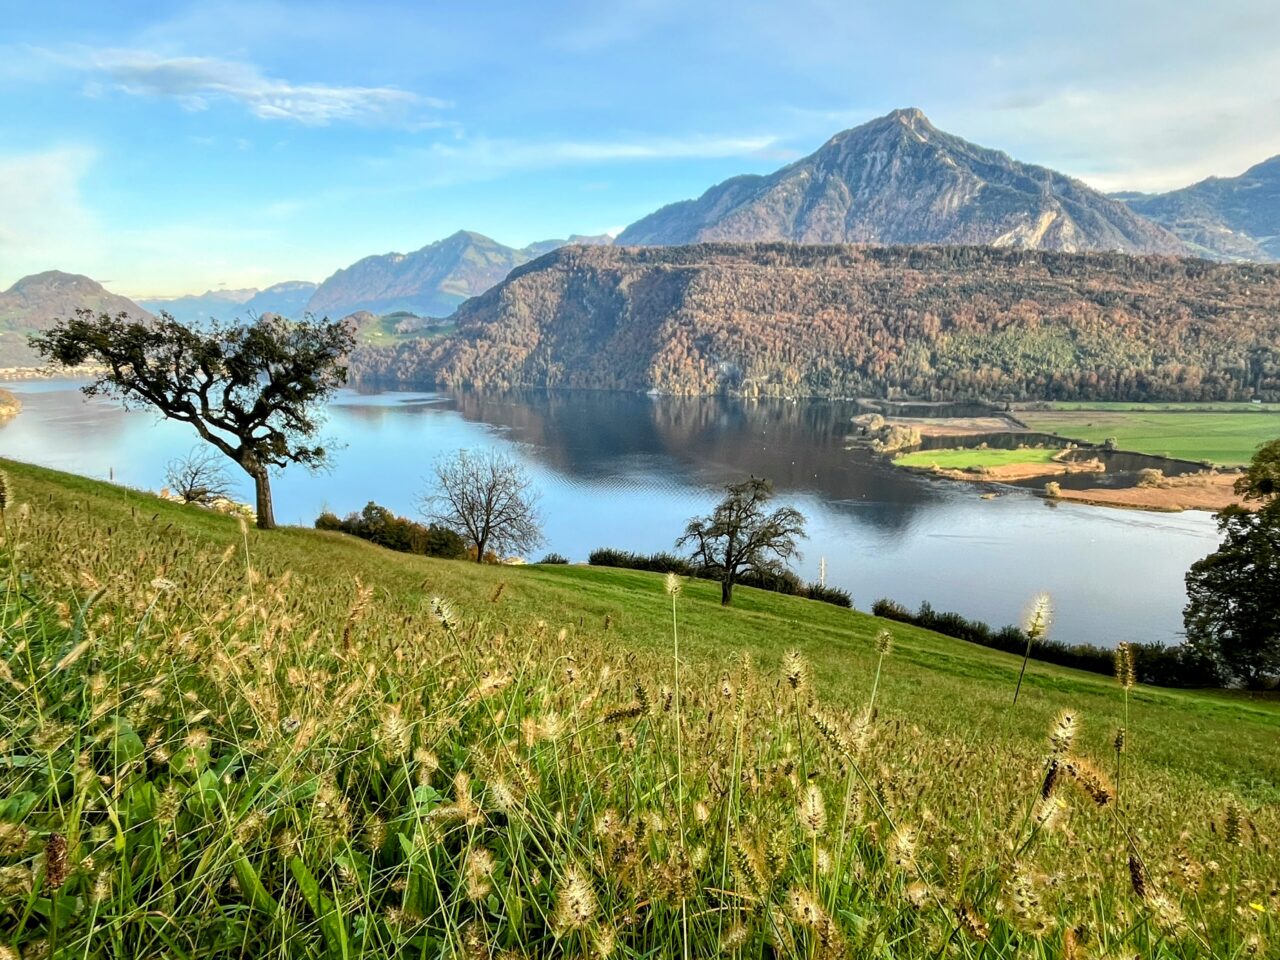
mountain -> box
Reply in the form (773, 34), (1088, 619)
(349, 244), (1280, 401)
(305, 230), (612, 319)
(243, 280), (318, 318)
(617, 108), (1186, 256)
(137, 287), (257, 325)
(1114, 156), (1280, 261)
(0, 270), (153, 367)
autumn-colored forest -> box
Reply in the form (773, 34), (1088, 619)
(349, 244), (1280, 400)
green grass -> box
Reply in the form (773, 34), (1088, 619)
(355, 314), (455, 346)
(894, 446), (1060, 470)
(1031, 401), (1280, 413)
(1019, 409), (1280, 466)
(2, 458), (1276, 958)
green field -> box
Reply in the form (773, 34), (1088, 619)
(894, 446), (1059, 470)
(1019, 408), (1280, 466)
(2, 459), (1276, 958)
(355, 313), (455, 346)
(1032, 401), (1280, 413)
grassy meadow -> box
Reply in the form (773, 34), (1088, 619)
(893, 447), (1060, 471)
(1019, 407), (1280, 466)
(1, 458), (1278, 958)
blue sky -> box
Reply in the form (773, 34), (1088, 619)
(4, 0), (1279, 296)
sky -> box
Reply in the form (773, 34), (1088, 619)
(3, 0), (1279, 297)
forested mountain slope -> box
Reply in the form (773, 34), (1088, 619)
(351, 244), (1280, 401)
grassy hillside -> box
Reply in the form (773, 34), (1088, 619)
(1, 459), (1276, 958)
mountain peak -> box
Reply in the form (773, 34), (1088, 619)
(886, 106), (930, 125)
(0, 270), (151, 366)
(617, 111), (1185, 255)
(8, 270), (106, 295)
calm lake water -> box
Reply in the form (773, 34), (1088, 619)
(0, 379), (1222, 647)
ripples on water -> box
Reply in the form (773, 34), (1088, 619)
(0, 380), (1221, 647)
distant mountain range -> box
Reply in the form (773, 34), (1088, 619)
(349, 244), (1280, 401)
(0, 271), (151, 366)
(303, 230), (612, 319)
(617, 108), (1186, 256)
(7, 107), (1280, 379)
(140, 280), (319, 325)
(1113, 156), (1280, 261)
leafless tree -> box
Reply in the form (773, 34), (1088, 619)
(678, 477), (806, 605)
(165, 447), (233, 505)
(419, 449), (543, 563)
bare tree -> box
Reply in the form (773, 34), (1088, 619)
(419, 449), (543, 563)
(165, 447), (233, 504)
(677, 477), (806, 606)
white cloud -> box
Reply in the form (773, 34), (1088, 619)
(69, 48), (441, 126)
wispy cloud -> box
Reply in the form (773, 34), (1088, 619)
(383, 133), (778, 184)
(70, 48), (442, 126)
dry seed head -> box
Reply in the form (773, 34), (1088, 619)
(798, 784), (826, 837)
(1224, 798), (1242, 846)
(664, 572), (683, 597)
(874, 628), (894, 655)
(430, 596), (458, 630)
(719, 922), (750, 952)
(379, 704), (411, 758)
(1048, 711), (1077, 756)
(1115, 642), (1136, 689)
(43, 833), (69, 890)
(782, 649), (809, 691)
(786, 887), (825, 927)
(889, 826), (917, 871)
(554, 865), (597, 932)
(1128, 853), (1148, 899)
(1023, 593), (1052, 640)
(465, 848), (496, 901)
(1063, 758), (1112, 807)
(956, 903), (990, 942)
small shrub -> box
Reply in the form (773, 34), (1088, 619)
(1137, 468), (1165, 488)
(314, 501), (466, 559)
(804, 582), (853, 608)
(538, 552), (570, 564)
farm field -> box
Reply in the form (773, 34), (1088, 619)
(1, 459), (1276, 958)
(893, 446), (1059, 470)
(1018, 408), (1280, 466)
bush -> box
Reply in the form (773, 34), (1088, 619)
(870, 597), (1218, 688)
(538, 552), (570, 564)
(1137, 468), (1165, 488)
(804, 582), (853, 608)
(315, 502), (466, 559)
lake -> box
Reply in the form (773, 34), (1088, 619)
(0, 379), (1222, 647)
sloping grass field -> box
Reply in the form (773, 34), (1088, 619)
(1, 459), (1276, 958)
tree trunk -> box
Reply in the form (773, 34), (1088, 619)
(474, 535), (487, 563)
(251, 469), (276, 530)
(721, 577), (734, 606)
